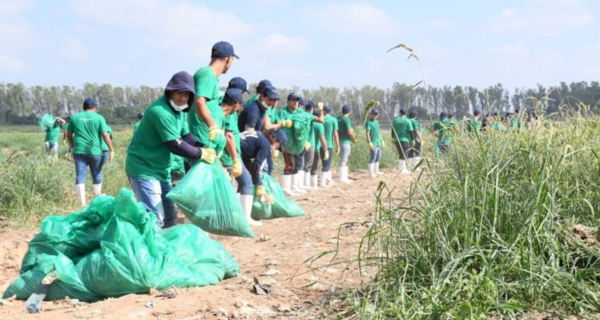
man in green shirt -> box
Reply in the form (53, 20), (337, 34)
(366, 109), (383, 178)
(337, 104), (357, 183)
(44, 118), (63, 158)
(67, 98), (114, 206)
(310, 108), (328, 188)
(126, 71), (216, 228)
(278, 92), (306, 196)
(302, 100), (317, 190)
(321, 104), (339, 187)
(432, 111), (452, 157)
(391, 108), (415, 174)
(188, 41), (238, 152)
(467, 109), (482, 133)
(408, 110), (423, 171)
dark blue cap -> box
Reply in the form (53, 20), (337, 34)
(262, 85), (280, 100)
(448, 113), (455, 118)
(228, 77), (248, 93)
(399, 108), (407, 115)
(211, 41), (239, 59)
(473, 109), (481, 115)
(223, 88), (244, 104)
(323, 103), (331, 113)
(83, 98), (96, 108)
(440, 111), (448, 118)
(409, 110), (418, 117)
(371, 109), (379, 115)
(165, 71), (195, 93)
(287, 92), (301, 101)
(257, 79), (272, 93)
(342, 104), (351, 114)
(273, 129), (288, 150)
(299, 98), (305, 106)
(137, 112), (144, 119)
(312, 109), (321, 117)
(305, 100), (316, 110)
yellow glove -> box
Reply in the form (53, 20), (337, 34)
(381, 140), (386, 148)
(109, 151), (115, 163)
(200, 147), (217, 164)
(208, 126), (224, 141)
(304, 141), (311, 150)
(231, 160), (243, 178)
(282, 119), (293, 128)
(317, 102), (324, 111)
(62, 139), (68, 145)
(368, 143), (375, 151)
(335, 147), (340, 156)
(272, 148), (280, 159)
(323, 149), (329, 161)
(256, 186), (273, 203)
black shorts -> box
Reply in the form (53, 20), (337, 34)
(395, 141), (411, 160)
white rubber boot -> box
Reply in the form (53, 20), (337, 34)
(297, 172), (308, 191)
(281, 175), (298, 196)
(75, 184), (86, 207)
(339, 166), (353, 184)
(311, 175), (319, 189)
(399, 160), (410, 174)
(319, 172), (329, 188)
(92, 183), (102, 196)
(303, 171), (313, 190)
(375, 162), (383, 176)
(326, 171), (335, 187)
(240, 194), (262, 227)
(292, 173), (307, 194)
(368, 163), (376, 179)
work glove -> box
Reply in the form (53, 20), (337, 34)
(368, 143), (375, 151)
(282, 119), (293, 128)
(208, 126), (224, 142)
(231, 160), (243, 178)
(335, 146), (340, 156)
(256, 186), (273, 204)
(323, 149), (329, 161)
(200, 147), (217, 164)
(304, 141), (311, 151)
(272, 148), (280, 159)
(317, 102), (324, 111)
(109, 151), (115, 163)
(62, 139), (68, 145)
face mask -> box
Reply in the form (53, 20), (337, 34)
(261, 101), (270, 109)
(170, 99), (188, 112)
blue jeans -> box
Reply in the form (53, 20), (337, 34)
(73, 154), (103, 184)
(227, 164), (252, 195)
(369, 147), (382, 164)
(321, 148), (333, 172)
(128, 176), (176, 228)
(339, 144), (351, 167)
(100, 150), (109, 167)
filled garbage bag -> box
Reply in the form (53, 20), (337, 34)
(38, 114), (57, 131)
(167, 161), (255, 238)
(3, 188), (239, 302)
(282, 112), (312, 155)
(251, 173), (305, 220)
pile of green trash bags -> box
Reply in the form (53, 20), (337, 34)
(252, 173), (305, 220)
(38, 114), (57, 131)
(167, 161), (255, 238)
(2, 188), (239, 302)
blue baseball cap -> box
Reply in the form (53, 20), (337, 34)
(409, 110), (418, 117)
(228, 77), (248, 93)
(342, 104), (351, 114)
(287, 92), (301, 101)
(83, 98), (97, 108)
(299, 98), (305, 106)
(257, 79), (272, 93)
(370, 109), (379, 115)
(312, 109), (321, 117)
(399, 108), (407, 115)
(273, 129), (288, 150)
(473, 109), (481, 116)
(323, 103), (331, 113)
(262, 85), (280, 100)
(440, 111), (448, 118)
(305, 100), (316, 110)
(211, 41), (239, 59)
(223, 88), (244, 104)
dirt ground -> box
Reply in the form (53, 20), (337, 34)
(0, 169), (410, 320)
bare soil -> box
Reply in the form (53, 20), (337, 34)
(0, 170), (410, 320)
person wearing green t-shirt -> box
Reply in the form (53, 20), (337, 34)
(432, 111), (452, 157)
(337, 104), (357, 183)
(44, 118), (63, 158)
(302, 100), (317, 189)
(321, 104), (339, 187)
(126, 71), (216, 228)
(408, 110), (423, 171)
(310, 108), (328, 188)
(467, 109), (482, 133)
(278, 92), (306, 196)
(391, 108), (415, 174)
(366, 109), (383, 178)
(188, 41), (238, 152)
(67, 98), (113, 206)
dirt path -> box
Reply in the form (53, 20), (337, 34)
(0, 170), (410, 319)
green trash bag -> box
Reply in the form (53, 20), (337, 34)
(251, 173), (305, 220)
(3, 188), (240, 301)
(283, 112), (312, 155)
(38, 113), (57, 131)
(167, 161), (255, 238)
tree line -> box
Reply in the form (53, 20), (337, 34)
(0, 81), (599, 126)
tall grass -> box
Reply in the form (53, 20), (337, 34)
(352, 114), (600, 318)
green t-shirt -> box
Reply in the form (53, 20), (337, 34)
(324, 114), (338, 148)
(221, 112), (241, 167)
(306, 116), (316, 149)
(313, 122), (325, 151)
(410, 118), (421, 142)
(188, 66), (222, 148)
(126, 96), (190, 183)
(337, 115), (353, 145)
(101, 126), (113, 152)
(45, 124), (62, 143)
(133, 121), (141, 132)
(391, 116), (414, 143)
(468, 117), (481, 132)
(266, 107), (279, 124)
(366, 119), (381, 147)
(68, 111), (110, 156)
(433, 118), (452, 144)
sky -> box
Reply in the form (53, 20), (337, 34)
(0, 0), (599, 91)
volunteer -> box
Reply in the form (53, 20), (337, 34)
(365, 109), (383, 178)
(337, 104), (357, 183)
(391, 108), (414, 174)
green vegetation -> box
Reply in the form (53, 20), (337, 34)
(351, 110), (600, 318)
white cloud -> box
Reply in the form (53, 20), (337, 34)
(309, 2), (401, 36)
(487, 0), (595, 36)
(255, 34), (308, 56)
(0, 55), (29, 73)
(488, 43), (531, 59)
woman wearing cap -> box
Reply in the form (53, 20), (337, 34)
(391, 108), (415, 174)
(366, 109), (383, 178)
(126, 71), (217, 228)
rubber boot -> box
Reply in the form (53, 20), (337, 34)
(319, 172), (329, 188)
(339, 166), (353, 184)
(304, 171), (313, 190)
(326, 171), (335, 187)
(368, 163), (376, 179)
(281, 175), (298, 196)
(311, 175), (320, 189)
(399, 160), (410, 174)
(92, 183), (102, 196)
(75, 184), (86, 207)
(292, 173), (307, 194)
(375, 162), (383, 176)
(240, 194), (262, 227)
